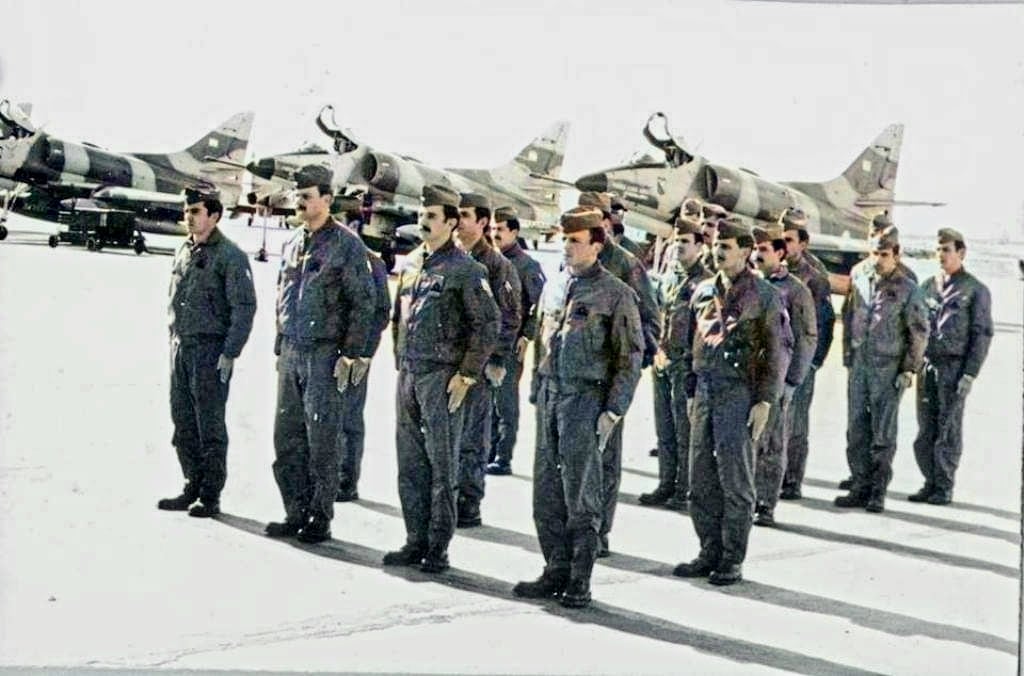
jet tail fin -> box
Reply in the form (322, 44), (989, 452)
(499, 120), (570, 179)
(182, 111), (254, 164)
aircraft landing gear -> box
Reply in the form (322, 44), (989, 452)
(86, 236), (103, 252)
(255, 247), (268, 263)
(133, 234), (147, 255)
(0, 224), (7, 241)
(48, 234), (59, 248)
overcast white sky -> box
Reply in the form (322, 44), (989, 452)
(2, 0), (1022, 239)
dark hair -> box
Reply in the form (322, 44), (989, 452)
(953, 239), (966, 252)
(588, 226), (607, 245)
(316, 184), (334, 198)
(504, 217), (521, 232)
(474, 206), (491, 222)
(442, 204), (459, 223)
(797, 229), (809, 244)
(611, 221), (625, 236)
(771, 238), (787, 255)
(202, 197), (223, 220)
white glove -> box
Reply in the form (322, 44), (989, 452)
(747, 401), (771, 444)
(484, 363), (507, 387)
(895, 371), (914, 392)
(956, 374), (974, 397)
(596, 411), (622, 452)
(653, 349), (670, 373)
(515, 337), (530, 363)
(216, 355), (234, 384)
(447, 374), (476, 412)
(334, 356), (371, 394)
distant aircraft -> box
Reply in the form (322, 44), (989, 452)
(574, 112), (944, 277)
(0, 100), (253, 250)
(241, 105), (570, 269)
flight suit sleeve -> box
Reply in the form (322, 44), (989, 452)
(459, 269), (500, 378)
(627, 259), (661, 367)
(391, 274), (405, 369)
(963, 281), (994, 377)
(491, 262), (522, 363)
(786, 282), (817, 387)
(520, 263), (546, 342)
(681, 291), (701, 399)
(900, 284), (930, 374)
(365, 254), (392, 357)
(222, 249), (258, 359)
(338, 243), (379, 359)
(606, 288), (644, 417)
(840, 290), (854, 368)
(808, 272), (834, 368)
(755, 287), (786, 404)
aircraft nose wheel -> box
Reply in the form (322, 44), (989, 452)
(0, 224), (7, 241)
(86, 237), (103, 252)
(255, 247), (268, 263)
(133, 235), (147, 255)
(48, 235), (59, 248)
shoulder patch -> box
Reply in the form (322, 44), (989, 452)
(480, 278), (494, 297)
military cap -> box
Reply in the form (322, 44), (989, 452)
(494, 205), (518, 223)
(459, 192), (491, 210)
(701, 203), (728, 220)
(871, 212), (893, 232)
(422, 184), (460, 208)
(674, 213), (702, 236)
(716, 218), (754, 248)
(561, 206), (603, 234)
(578, 191), (612, 214)
(295, 164), (334, 190)
(871, 226), (900, 250)
(681, 198), (703, 217)
(183, 185), (219, 205)
(937, 227), (965, 245)
(780, 207), (809, 229)
(752, 225), (783, 244)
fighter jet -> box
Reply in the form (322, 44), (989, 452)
(575, 112), (943, 276)
(0, 100), (253, 249)
(245, 105), (569, 269)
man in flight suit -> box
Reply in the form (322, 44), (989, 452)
(911, 228), (992, 505)
(160, 187), (257, 518)
(778, 208), (834, 500)
(266, 165), (378, 544)
(385, 184), (499, 572)
(513, 206), (643, 608)
(638, 212), (711, 510)
(487, 205), (546, 476)
(673, 219), (786, 586)
(751, 226), (816, 527)
(578, 191), (658, 556)
(454, 192), (521, 527)
(836, 227), (929, 512)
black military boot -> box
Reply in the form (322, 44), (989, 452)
(513, 570), (570, 598)
(638, 484), (674, 506)
(778, 484), (802, 500)
(335, 482), (359, 502)
(382, 543), (426, 566)
(664, 493), (689, 512)
(596, 534), (610, 558)
(457, 497), (482, 528)
(485, 461), (512, 476)
(709, 563), (743, 586)
(188, 500), (220, 518)
(296, 516), (332, 544)
(560, 578), (592, 609)
(672, 557), (717, 578)
(926, 490), (952, 505)
(907, 485), (933, 502)
(420, 548), (450, 574)
(265, 519), (304, 537)
(648, 447), (659, 457)
(865, 490), (886, 513)
(753, 504), (775, 527)
(157, 492), (197, 511)
(834, 491), (869, 508)
(838, 477), (854, 490)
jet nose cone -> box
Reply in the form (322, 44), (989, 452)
(574, 172), (608, 194)
(247, 158), (277, 181)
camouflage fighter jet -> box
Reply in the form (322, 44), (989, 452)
(0, 100), (253, 249)
(575, 112), (943, 277)
(244, 105), (569, 269)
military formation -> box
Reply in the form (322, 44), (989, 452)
(160, 173), (994, 608)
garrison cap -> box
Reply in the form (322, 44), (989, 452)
(294, 164), (334, 190)
(459, 192), (491, 210)
(422, 184), (460, 208)
(780, 207), (809, 230)
(716, 218), (754, 248)
(494, 205), (518, 223)
(578, 191), (612, 214)
(183, 185), (220, 205)
(871, 226), (900, 250)
(937, 227), (965, 245)
(561, 206), (603, 234)
(674, 213), (702, 236)
(701, 203), (728, 220)
(752, 225), (783, 244)
(871, 212), (893, 232)
(682, 198), (703, 218)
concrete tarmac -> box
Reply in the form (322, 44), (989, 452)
(0, 215), (1020, 674)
